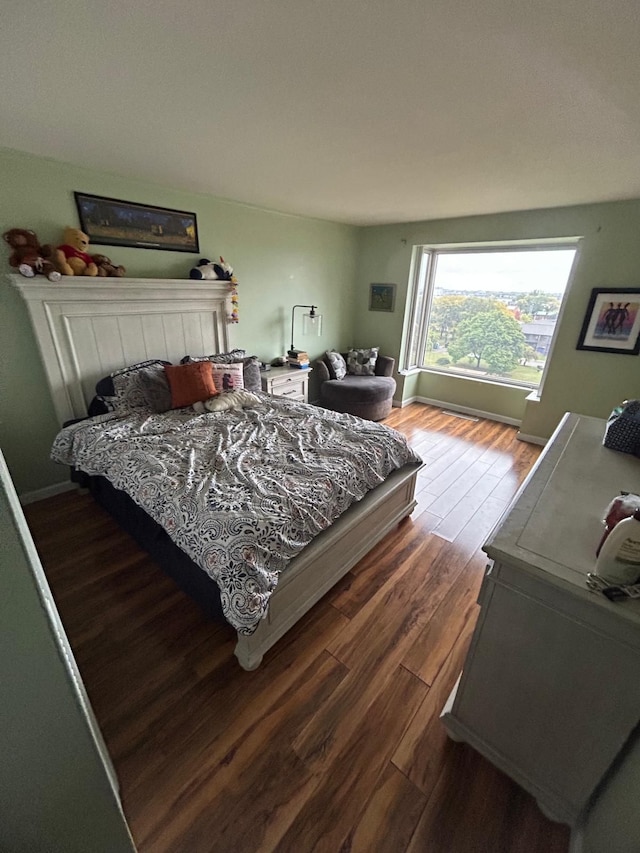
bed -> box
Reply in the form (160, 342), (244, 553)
(13, 275), (422, 669)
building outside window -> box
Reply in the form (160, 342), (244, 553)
(404, 242), (579, 390)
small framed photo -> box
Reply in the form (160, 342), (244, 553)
(369, 283), (396, 313)
(577, 288), (640, 355)
(74, 192), (199, 253)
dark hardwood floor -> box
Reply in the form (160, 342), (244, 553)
(25, 403), (570, 852)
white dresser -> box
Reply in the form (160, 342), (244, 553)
(441, 412), (640, 825)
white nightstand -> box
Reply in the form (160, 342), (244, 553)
(260, 366), (311, 403)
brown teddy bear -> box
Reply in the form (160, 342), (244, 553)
(3, 228), (61, 281)
(91, 253), (126, 277)
(56, 227), (98, 276)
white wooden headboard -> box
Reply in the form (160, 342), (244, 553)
(11, 275), (233, 424)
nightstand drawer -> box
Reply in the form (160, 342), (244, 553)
(273, 376), (306, 397)
(261, 367), (311, 403)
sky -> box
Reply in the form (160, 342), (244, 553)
(432, 249), (577, 295)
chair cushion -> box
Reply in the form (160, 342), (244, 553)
(321, 375), (396, 407)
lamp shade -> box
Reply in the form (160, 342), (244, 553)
(302, 310), (322, 337)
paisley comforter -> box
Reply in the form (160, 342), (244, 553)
(51, 394), (421, 634)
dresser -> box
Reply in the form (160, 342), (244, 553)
(441, 413), (640, 825)
(260, 366), (311, 403)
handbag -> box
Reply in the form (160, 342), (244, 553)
(603, 400), (640, 455)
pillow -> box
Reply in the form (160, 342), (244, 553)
(325, 350), (347, 381)
(240, 357), (262, 393)
(88, 394), (118, 417)
(211, 362), (244, 393)
(180, 351), (262, 393)
(180, 349), (246, 366)
(111, 360), (173, 413)
(346, 347), (379, 376)
(164, 362), (218, 408)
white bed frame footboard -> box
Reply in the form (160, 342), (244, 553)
(12, 274), (420, 670)
(234, 462), (419, 669)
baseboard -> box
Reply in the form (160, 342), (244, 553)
(20, 480), (75, 506)
(412, 396), (521, 427)
(516, 432), (547, 446)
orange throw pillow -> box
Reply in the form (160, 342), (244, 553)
(164, 362), (218, 408)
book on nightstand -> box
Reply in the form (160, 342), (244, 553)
(287, 351), (310, 368)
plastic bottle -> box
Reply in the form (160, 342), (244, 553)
(596, 492), (640, 556)
(595, 508), (640, 586)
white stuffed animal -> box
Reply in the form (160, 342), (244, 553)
(193, 389), (260, 414)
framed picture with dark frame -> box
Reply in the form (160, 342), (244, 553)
(74, 192), (199, 253)
(576, 287), (640, 355)
(369, 283), (396, 312)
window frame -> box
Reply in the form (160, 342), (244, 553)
(402, 239), (582, 395)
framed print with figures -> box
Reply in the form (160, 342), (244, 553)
(577, 288), (640, 354)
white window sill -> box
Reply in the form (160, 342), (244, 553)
(418, 366), (538, 393)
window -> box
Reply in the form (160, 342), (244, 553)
(404, 241), (579, 389)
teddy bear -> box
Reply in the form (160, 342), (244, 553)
(3, 228), (61, 281)
(56, 227), (98, 276)
(189, 256), (234, 281)
(91, 253), (126, 277)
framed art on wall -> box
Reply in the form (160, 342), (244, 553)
(74, 192), (199, 253)
(369, 283), (396, 312)
(576, 287), (640, 354)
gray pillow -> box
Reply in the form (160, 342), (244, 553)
(325, 350), (347, 380)
(346, 347), (379, 376)
(240, 357), (262, 393)
(180, 349), (246, 365)
(111, 360), (172, 413)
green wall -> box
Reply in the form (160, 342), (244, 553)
(0, 147), (358, 494)
(4, 143), (640, 494)
(356, 201), (640, 439)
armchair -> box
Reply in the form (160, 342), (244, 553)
(314, 352), (396, 421)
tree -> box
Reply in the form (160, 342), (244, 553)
(429, 295), (504, 349)
(430, 296), (467, 347)
(448, 309), (526, 373)
(516, 290), (561, 317)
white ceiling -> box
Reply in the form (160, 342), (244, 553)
(2, 0), (640, 226)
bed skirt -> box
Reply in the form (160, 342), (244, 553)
(82, 472), (226, 624)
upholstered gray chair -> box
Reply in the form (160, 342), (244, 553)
(314, 352), (396, 421)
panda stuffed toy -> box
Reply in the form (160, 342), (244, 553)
(189, 256), (234, 281)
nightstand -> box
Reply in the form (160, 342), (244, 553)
(260, 366), (311, 403)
